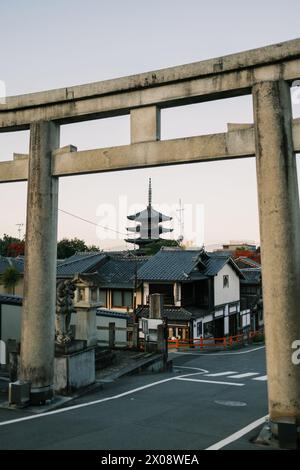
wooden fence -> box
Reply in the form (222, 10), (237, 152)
(168, 330), (264, 351)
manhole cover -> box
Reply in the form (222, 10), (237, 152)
(214, 400), (247, 407)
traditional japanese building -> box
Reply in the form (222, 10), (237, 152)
(125, 178), (173, 249)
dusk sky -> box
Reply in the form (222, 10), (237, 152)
(0, 0), (300, 250)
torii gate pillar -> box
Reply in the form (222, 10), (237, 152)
(253, 80), (300, 431)
(20, 121), (59, 404)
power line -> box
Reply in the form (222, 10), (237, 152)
(58, 208), (128, 237)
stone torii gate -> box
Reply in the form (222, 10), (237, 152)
(1, 38), (300, 433)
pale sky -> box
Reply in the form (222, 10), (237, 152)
(0, 0), (300, 250)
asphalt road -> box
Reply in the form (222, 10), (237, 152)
(0, 345), (268, 450)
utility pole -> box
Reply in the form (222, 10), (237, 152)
(133, 241), (138, 324)
(129, 240), (139, 350)
(16, 223), (24, 240)
(176, 199), (184, 244)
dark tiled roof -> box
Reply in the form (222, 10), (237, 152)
(136, 305), (192, 321)
(184, 306), (212, 319)
(0, 257), (24, 274)
(235, 257), (261, 269)
(241, 268), (261, 284)
(0, 294), (23, 305)
(96, 308), (130, 320)
(137, 248), (243, 281)
(128, 206), (172, 222)
(203, 254), (229, 276)
(64, 251), (102, 263)
(97, 257), (148, 288)
(57, 252), (106, 277)
(66, 251), (132, 263)
(137, 249), (204, 281)
(74, 272), (103, 285)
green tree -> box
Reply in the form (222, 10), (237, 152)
(87, 244), (101, 253)
(0, 234), (21, 257)
(0, 266), (20, 295)
(57, 238), (100, 259)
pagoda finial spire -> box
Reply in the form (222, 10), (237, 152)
(148, 178), (152, 207)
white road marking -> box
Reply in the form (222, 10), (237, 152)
(171, 345), (265, 357)
(175, 377), (244, 387)
(205, 415), (268, 450)
(205, 371), (237, 377)
(174, 366), (209, 373)
(0, 369), (207, 428)
(228, 372), (260, 379)
(253, 375), (267, 381)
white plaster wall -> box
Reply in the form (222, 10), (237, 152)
(224, 316), (229, 335)
(214, 263), (240, 306)
(1, 304), (21, 343)
(96, 315), (127, 347)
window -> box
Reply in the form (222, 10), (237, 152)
(112, 290), (133, 308)
(123, 291), (132, 308)
(113, 290), (122, 306)
(223, 275), (229, 288)
(204, 321), (214, 338)
(197, 321), (203, 337)
(149, 283), (174, 305)
(99, 289), (107, 307)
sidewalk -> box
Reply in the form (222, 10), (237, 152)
(0, 350), (170, 411)
(96, 350), (170, 383)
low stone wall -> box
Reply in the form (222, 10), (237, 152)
(54, 343), (95, 395)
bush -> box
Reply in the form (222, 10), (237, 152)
(252, 331), (265, 343)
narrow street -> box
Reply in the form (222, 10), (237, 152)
(0, 345), (268, 450)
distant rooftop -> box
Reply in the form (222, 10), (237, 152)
(137, 248), (243, 281)
(96, 256), (148, 288)
(0, 293), (23, 305)
(0, 256), (24, 274)
(56, 252), (106, 277)
(136, 305), (192, 322)
(240, 268), (261, 284)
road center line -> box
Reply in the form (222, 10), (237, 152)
(174, 366), (209, 373)
(205, 415), (268, 450)
(204, 371), (237, 377)
(174, 377), (245, 387)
